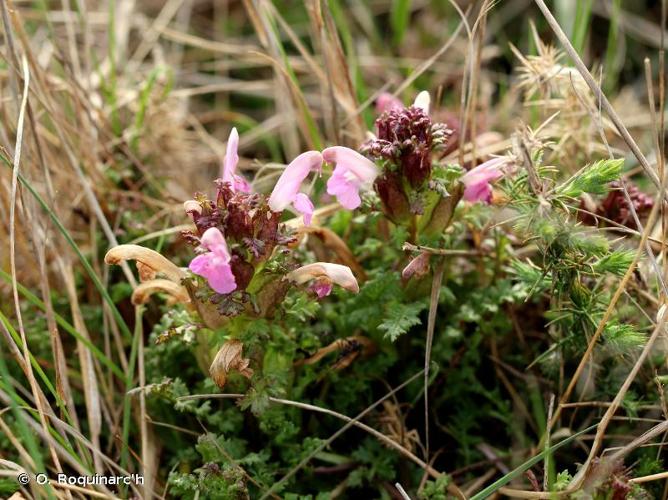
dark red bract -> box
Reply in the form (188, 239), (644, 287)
(363, 105), (450, 187)
(183, 180), (296, 294)
(580, 181), (653, 230)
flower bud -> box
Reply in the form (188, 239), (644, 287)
(402, 252), (431, 281)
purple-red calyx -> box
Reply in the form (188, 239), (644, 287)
(580, 180), (654, 229)
(363, 100), (450, 188)
(182, 180), (294, 301)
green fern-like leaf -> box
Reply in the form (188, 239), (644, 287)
(378, 302), (426, 341)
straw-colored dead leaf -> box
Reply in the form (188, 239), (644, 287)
(209, 340), (253, 389)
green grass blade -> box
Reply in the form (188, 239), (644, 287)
(0, 374), (87, 476)
(603, 0), (622, 93)
(391, 0), (411, 46)
(0, 158), (133, 343)
(571, 0), (593, 56)
(0, 269), (125, 380)
(470, 423), (598, 500)
(0, 310), (60, 406)
(0, 356), (56, 499)
(120, 306), (143, 481)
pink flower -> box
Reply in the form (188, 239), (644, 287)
(268, 151), (323, 225)
(188, 227), (237, 294)
(221, 128), (251, 193)
(375, 92), (403, 114)
(323, 146), (379, 210)
(461, 157), (506, 203)
(286, 262), (359, 294)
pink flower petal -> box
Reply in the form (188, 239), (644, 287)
(464, 182), (493, 203)
(311, 280), (333, 298)
(189, 230), (237, 294)
(375, 92), (403, 114)
(268, 151), (323, 213)
(221, 128), (251, 193)
(327, 169), (362, 210)
(204, 262), (237, 294)
(188, 253), (213, 275)
(461, 157), (506, 203)
(323, 147), (378, 183)
(293, 192), (314, 225)
(323, 146), (378, 210)
(222, 128), (239, 181)
(233, 176), (251, 193)
(200, 227), (231, 261)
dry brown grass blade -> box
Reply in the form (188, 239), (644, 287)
(126, 0), (185, 72)
(243, 0), (301, 157)
(315, 0), (365, 143)
(423, 258), (445, 463)
(135, 305), (154, 499)
(572, 311), (668, 487)
(298, 225), (367, 280)
(59, 260), (104, 474)
(534, 0), (663, 193)
(0, 389), (134, 497)
(0, 415), (37, 472)
(569, 61), (668, 296)
(545, 190), (663, 465)
(532, 0), (668, 435)
(463, 0), (491, 166)
(3, 28), (65, 480)
(6, 7), (138, 288)
(32, 210), (81, 430)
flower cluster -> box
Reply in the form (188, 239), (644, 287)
(364, 96), (450, 188)
(104, 128), (366, 389)
(358, 92), (508, 238)
(182, 129), (361, 310)
(183, 180), (289, 297)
